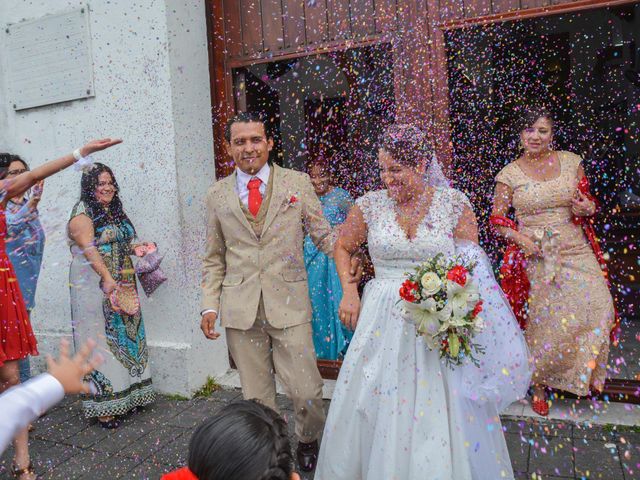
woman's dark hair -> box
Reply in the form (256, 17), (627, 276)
(516, 107), (554, 133)
(379, 123), (433, 168)
(188, 399), (294, 480)
(306, 157), (331, 178)
(0, 153), (28, 180)
(79, 163), (134, 233)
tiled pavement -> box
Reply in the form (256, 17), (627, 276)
(1, 389), (639, 479)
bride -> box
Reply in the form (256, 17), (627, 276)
(315, 124), (532, 480)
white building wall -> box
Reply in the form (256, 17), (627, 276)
(0, 0), (228, 395)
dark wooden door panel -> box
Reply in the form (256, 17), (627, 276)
(327, 0), (352, 40)
(439, 0), (465, 21)
(240, 0), (264, 55)
(262, 0), (285, 53)
(305, 0), (329, 45)
(491, 0), (521, 14)
(351, 0), (377, 36)
(223, 0), (243, 58)
(375, 0), (398, 33)
(283, 0), (306, 49)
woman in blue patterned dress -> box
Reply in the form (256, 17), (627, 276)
(304, 160), (354, 360)
(4, 156), (46, 384)
(67, 163), (155, 428)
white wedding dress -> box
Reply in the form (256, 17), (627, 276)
(315, 187), (531, 480)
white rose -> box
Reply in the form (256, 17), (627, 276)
(421, 272), (442, 296)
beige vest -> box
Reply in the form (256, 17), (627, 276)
(239, 172), (274, 238)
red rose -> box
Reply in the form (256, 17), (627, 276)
(471, 300), (483, 318)
(446, 265), (468, 286)
(399, 280), (419, 303)
(289, 195), (298, 204)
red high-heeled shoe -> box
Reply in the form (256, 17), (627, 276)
(532, 398), (549, 416)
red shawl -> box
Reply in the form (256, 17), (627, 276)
(490, 176), (620, 343)
(488, 215), (529, 330)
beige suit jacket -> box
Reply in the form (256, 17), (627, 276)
(201, 164), (336, 330)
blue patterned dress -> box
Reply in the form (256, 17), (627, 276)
(304, 187), (354, 360)
(6, 196), (45, 382)
(68, 201), (154, 417)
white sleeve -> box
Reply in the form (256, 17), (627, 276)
(0, 374), (65, 454)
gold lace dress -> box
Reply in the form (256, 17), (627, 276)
(496, 151), (615, 395)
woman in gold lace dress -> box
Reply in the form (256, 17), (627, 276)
(491, 109), (615, 416)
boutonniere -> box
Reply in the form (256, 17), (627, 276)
(283, 194), (299, 211)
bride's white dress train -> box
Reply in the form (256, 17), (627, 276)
(315, 188), (531, 480)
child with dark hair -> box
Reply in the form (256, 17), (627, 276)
(162, 399), (299, 480)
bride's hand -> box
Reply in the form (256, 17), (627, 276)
(339, 292), (361, 331)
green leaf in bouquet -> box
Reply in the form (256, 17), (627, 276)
(448, 333), (460, 358)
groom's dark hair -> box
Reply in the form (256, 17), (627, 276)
(224, 111), (273, 142)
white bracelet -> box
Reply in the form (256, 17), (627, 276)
(72, 148), (95, 172)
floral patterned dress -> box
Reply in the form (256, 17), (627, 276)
(68, 201), (154, 417)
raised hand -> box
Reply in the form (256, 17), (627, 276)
(79, 138), (123, 157)
(571, 189), (595, 217)
(46, 339), (103, 395)
(31, 181), (44, 199)
(28, 181), (44, 209)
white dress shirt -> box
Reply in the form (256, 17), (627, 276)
(201, 163), (271, 318)
(0, 373), (64, 453)
(235, 163), (270, 208)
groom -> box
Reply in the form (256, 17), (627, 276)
(200, 111), (359, 471)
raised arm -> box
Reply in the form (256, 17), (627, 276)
(335, 204), (368, 330)
(0, 139), (121, 202)
(68, 213), (116, 294)
(491, 182), (542, 257)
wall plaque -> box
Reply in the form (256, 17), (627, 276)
(5, 6), (94, 111)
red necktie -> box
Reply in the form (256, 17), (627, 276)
(247, 178), (262, 217)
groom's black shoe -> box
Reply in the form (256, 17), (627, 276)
(296, 440), (319, 472)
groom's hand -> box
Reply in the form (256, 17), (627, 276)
(200, 312), (221, 340)
(347, 250), (364, 284)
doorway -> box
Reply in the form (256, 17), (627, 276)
(445, 3), (640, 387)
(232, 43), (395, 197)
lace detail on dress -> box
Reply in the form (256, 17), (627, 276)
(355, 189), (387, 228)
(356, 188), (469, 278)
(448, 189), (473, 230)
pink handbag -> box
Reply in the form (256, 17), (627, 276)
(135, 250), (167, 297)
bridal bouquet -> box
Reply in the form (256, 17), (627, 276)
(399, 254), (486, 367)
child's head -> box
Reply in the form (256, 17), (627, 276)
(188, 399), (299, 480)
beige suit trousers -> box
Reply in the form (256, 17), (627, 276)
(225, 297), (326, 443)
